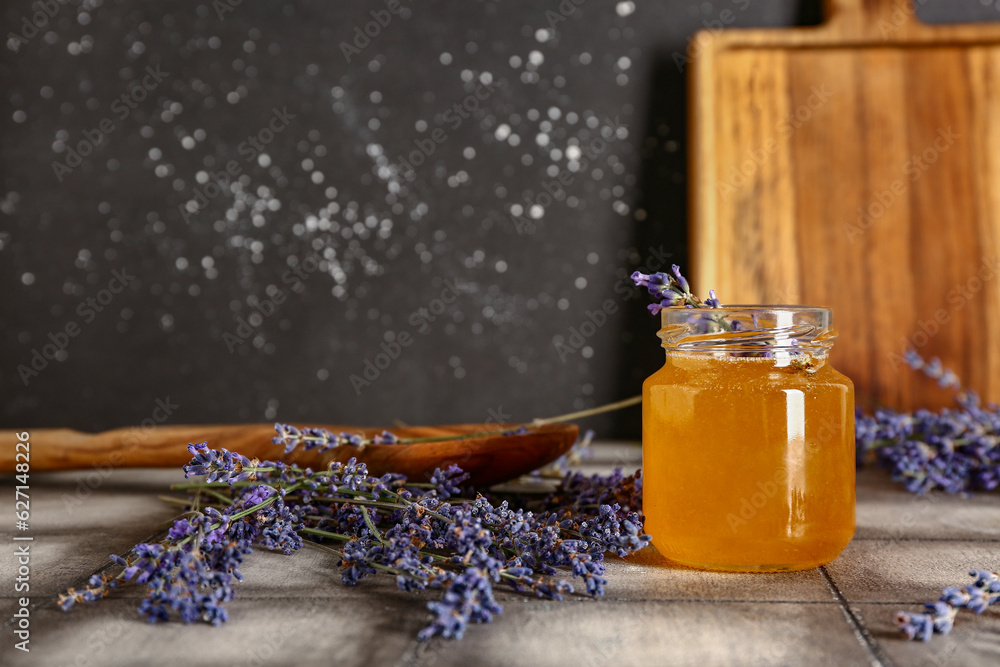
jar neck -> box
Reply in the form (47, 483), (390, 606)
(657, 306), (837, 359)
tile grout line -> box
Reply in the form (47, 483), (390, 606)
(819, 566), (894, 667)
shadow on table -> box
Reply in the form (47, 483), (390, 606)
(619, 544), (706, 571)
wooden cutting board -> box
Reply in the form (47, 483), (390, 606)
(689, 0), (1000, 411)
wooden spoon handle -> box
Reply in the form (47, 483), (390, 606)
(1, 423), (579, 487)
(2, 425), (287, 472)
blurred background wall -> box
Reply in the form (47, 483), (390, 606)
(2, 0), (997, 438)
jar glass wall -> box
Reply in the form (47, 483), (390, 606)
(642, 306), (855, 572)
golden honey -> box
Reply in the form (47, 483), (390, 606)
(642, 308), (855, 572)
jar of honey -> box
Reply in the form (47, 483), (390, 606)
(642, 306), (855, 572)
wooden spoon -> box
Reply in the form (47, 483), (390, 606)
(0, 423), (579, 487)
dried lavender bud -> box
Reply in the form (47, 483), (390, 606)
(61, 440), (651, 641)
(856, 351), (1000, 495)
(272, 423), (378, 453)
(183, 442), (254, 483)
(671, 264), (690, 293)
(428, 464), (470, 499)
(373, 430), (400, 444)
(895, 570), (999, 641)
(631, 265), (721, 313)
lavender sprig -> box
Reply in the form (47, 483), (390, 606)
(903, 349), (963, 392)
(631, 264), (721, 315)
(184, 442), (257, 483)
(58, 485), (291, 623)
(895, 569), (1000, 641)
(273, 423), (535, 455)
(60, 426), (651, 641)
(272, 425), (381, 454)
(856, 351), (1000, 494)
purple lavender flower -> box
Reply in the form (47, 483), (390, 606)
(546, 468), (643, 513)
(257, 496), (304, 555)
(631, 266), (721, 312)
(272, 423), (302, 454)
(335, 457), (369, 491)
(111, 515), (250, 625)
(645, 272), (674, 299)
(895, 610), (934, 641)
(648, 293), (683, 315)
(630, 270), (651, 288)
(301, 428), (338, 451)
(63, 444), (654, 642)
(240, 485), (276, 508)
(183, 443), (255, 484)
(167, 518), (196, 541)
(671, 264), (690, 293)
(857, 351), (1000, 495)
(273, 424), (374, 453)
(339, 538), (379, 586)
(418, 568), (503, 641)
(896, 569), (999, 641)
(373, 430), (400, 444)
(568, 553), (607, 596)
(428, 465), (470, 499)
(339, 432), (364, 447)
(903, 350), (965, 391)
(969, 569), (1000, 590)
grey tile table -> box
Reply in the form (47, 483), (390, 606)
(2, 443), (998, 666)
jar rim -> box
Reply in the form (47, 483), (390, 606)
(665, 304), (831, 311)
(657, 305), (836, 355)
(659, 305), (831, 323)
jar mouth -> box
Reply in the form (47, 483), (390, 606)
(682, 304), (832, 314)
(658, 305), (836, 355)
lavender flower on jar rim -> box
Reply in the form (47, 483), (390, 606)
(631, 265), (721, 313)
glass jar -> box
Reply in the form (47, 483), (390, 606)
(642, 306), (855, 572)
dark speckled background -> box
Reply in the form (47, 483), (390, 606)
(2, 1), (997, 438)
